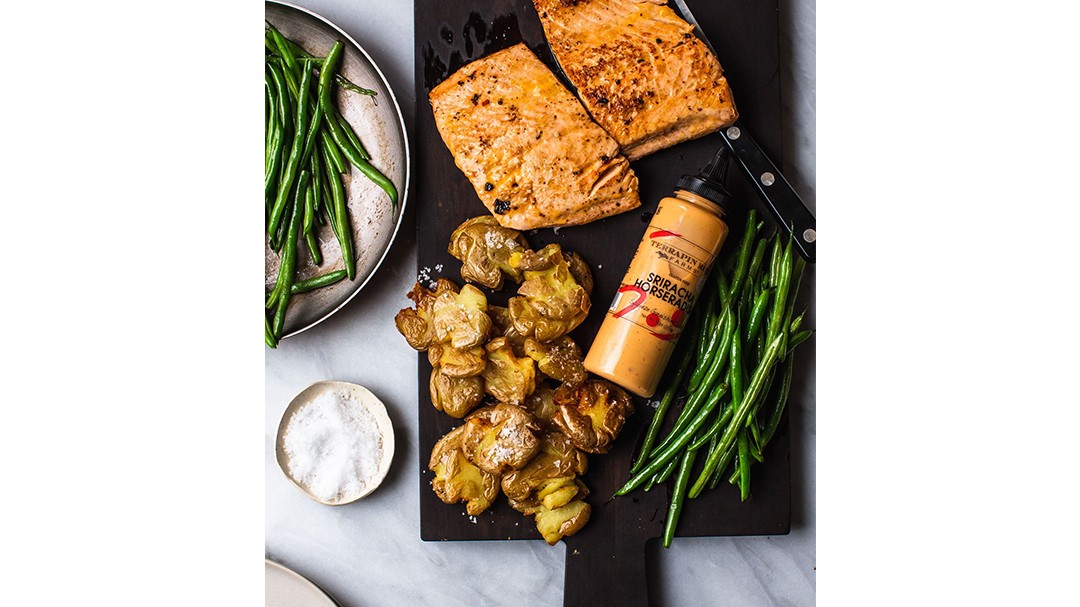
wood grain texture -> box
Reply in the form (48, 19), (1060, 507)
(413, 0), (788, 603)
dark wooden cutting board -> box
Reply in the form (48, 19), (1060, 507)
(413, 1), (789, 604)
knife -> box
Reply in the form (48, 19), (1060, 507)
(671, 0), (817, 263)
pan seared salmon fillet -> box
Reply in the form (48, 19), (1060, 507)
(429, 43), (640, 230)
(533, 0), (738, 160)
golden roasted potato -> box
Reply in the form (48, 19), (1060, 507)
(564, 251), (594, 297)
(502, 431), (587, 506)
(481, 337), (537, 405)
(488, 305), (528, 357)
(430, 366), (485, 418)
(429, 343), (487, 378)
(552, 379), (635, 454)
(432, 282), (493, 350)
(394, 282), (439, 350)
(429, 426), (500, 516)
(524, 336), (587, 388)
(461, 403), (541, 475)
(534, 499), (591, 545)
(523, 383), (559, 427)
(508, 244), (590, 342)
(448, 216), (530, 290)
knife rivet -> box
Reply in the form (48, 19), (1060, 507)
(760, 172), (775, 186)
(803, 228), (816, 243)
(726, 126), (741, 140)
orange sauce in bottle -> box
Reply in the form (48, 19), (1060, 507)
(584, 148), (735, 398)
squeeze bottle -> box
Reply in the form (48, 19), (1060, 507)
(584, 147), (735, 398)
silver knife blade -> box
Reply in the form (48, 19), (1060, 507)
(671, 0), (718, 57)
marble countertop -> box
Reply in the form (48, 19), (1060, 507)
(265, 0), (816, 604)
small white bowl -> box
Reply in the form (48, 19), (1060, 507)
(276, 381), (395, 505)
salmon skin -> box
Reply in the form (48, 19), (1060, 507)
(533, 0), (739, 161)
(429, 43), (640, 231)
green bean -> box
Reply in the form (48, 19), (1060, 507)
(303, 182), (321, 265)
(310, 150), (325, 221)
(662, 447), (697, 547)
(271, 170), (309, 338)
(790, 308), (807, 334)
(703, 443), (736, 493)
(688, 305), (729, 393)
(745, 288), (772, 349)
(761, 355), (795, 447)
(768, 233), (782, 289)
(299, 91), (324, 169)
(689, 333), (784, 496)
(695, 291), (719, 365)
(727, 211), (758, 300)
(687, 403), (733, 451)
(336, 109), (371, 161)
(729, 319), (745, 405)
(767, 236), (794, 344)
(736, 429), (751, 501)
(268, 26), (300, 96)
(265, 315), (278, 349)
(631, 340), (695, 474)
(787, 330), (813, 353)
(614, 386), (724, 496)
(291, 269), (348, 295)
(267, 64), (313, 238)
(265, 22), (379, 97)
(744, 237), (768, 294)
(651, 309), (734, 456)
(318, 43), (398, 208)
(651, 457), (680, 487)
(715, 270), (732, 308)
(323, 145), (355, 279)
(320, 129), (347, 175)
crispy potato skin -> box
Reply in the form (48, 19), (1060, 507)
(430, 426), (501, 515)
(501, 430), (587, 506)
(448, 216), (530, 290)
(525, 336), (587, 389)
(430, 366), (485, 418)
(461, 403), (542, 475)
(534, 499), (591, 545)
(508, 244), (591, 342)
(552, 379), (635, 454)
(481, 338), (537, 405)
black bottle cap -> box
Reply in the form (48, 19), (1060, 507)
(675, 146), (734, 211)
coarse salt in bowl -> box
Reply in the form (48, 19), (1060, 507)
(276, 381), (395, 505)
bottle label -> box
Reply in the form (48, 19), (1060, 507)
(606, 225), (716, 341)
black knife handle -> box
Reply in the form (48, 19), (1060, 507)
(721, 121), (816, 263)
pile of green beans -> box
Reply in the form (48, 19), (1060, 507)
(614, 209), (813, 547)
(264, 22), (398, 348)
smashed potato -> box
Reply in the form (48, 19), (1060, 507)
(502, 431), (588, 510)
(524, 336), (587, 388)
(552, 379), (635, 454)
(429, 343), (486, 378)
(448, 216), (530, 290)
(430, 366), (485, 418)
(397, 217), (633, 545)
(564, 251), (594, 297)
(430, 426), (500, 516)
(523, 384), (559, 427)
(394, 282), (439, 350)
(534, 499), (591, 545)
(508, 244), (590, 342)
(481, 337), (536, 405)
(461, 403), (541, 475)
(432, 282), (493, 349)
(488, 305), (528, 357)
